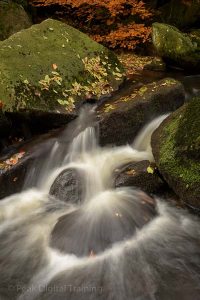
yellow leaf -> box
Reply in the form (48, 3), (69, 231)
(147, 166), (154, 174)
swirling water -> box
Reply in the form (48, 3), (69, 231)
(0, 108), (200, 300)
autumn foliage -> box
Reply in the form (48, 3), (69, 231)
(30, 0), (153, 50)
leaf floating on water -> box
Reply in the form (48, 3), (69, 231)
(147, 166), (154, 174)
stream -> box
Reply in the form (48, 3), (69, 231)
(0, 105), (200, 300)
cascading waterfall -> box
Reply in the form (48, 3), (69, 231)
(0, 107), (200, 300)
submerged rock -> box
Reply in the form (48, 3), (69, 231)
(152, 97), (200, 208)
(98, 78), (185, 146)
(115, 160), (167, 195)
(50, 168), (84, 204)
(0, 1), (32, 41)
(0, 19), (124, 130)
(50, 191), (157, 256)
(152, 22), (200, 70)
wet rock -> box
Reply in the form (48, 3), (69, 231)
(50, 168), (84, 204)
(50, 191), (157, 256)
(0, 156), (31, 200)
(0, 1), (32, 41)
(98, 78), (185, 146)
(115, 160), (167, 195)
(152, 23), (200, 70)
(0, 18), (124, 129)
(151, 97), (200, 209)
(0, 130), (59, 200)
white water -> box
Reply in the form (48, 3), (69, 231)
(0, 108), (200, 300)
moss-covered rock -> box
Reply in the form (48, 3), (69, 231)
(152, 23), (200, 70)
(151, 97), (200, 208)
(0, 18), (124, 127)
(0, 1), (32, 41)
(98, 78), (185, 146)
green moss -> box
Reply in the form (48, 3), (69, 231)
(175, 98), (200, 158)
(0, 19), (124, 114)
(152, 23), (200, 68)
(159, 99), (200, 187)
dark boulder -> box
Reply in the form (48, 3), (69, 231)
(98, 78), (185, 146)
(151, 97), (200, 209)
(50, 168), (84, 204)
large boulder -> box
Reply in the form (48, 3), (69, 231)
(152, 97), (200, 209)
(98, 78), (185, 146)
(0, 19), (124, 130)
(0, 1), (32, 41)
(152, 23), (200, 70)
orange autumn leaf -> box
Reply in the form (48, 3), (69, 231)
(52, 63), (58, 70)
(5, 151), (26, 167)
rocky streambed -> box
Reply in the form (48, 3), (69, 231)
(0, 18), (199, 213)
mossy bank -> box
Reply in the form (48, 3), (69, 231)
(152, 97), (200, 208)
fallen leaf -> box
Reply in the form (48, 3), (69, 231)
(147, 166), (154, 174)
(126, 169), (136, 175)
(52, 63), (58, 70)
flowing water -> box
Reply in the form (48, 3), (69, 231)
(0, 107), (200, 300)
